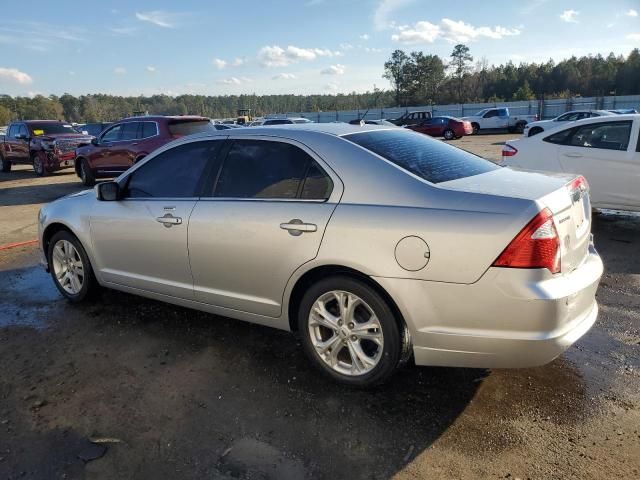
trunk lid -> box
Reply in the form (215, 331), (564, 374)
(440, 167), (591, 273)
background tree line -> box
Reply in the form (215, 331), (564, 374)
(0, 47), (638, 125)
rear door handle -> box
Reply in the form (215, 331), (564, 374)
(563, 152), (583, 158)
(156, 214), (183, 227)
(280, 219), (317, 236)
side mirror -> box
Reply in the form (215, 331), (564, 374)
(95, 181), (120, 201)
(91, 137), (99, 146)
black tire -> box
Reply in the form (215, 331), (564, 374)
(528, 127), (543, 137)
(298, 275), (407, 387)
(78, 158), (95, 187)
(1, 156), (11, 172)
(443, 129), (455, 140)
(515, 122), (526, 134)
(47, 230), (98, 303)
(32, 153), (47, 177)
(471, 123), (480, 135)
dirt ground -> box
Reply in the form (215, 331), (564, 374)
(0, 134), (638, 479)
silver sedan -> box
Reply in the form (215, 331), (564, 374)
(39, 124), (603, 386)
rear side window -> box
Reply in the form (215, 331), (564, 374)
(125, 141), (220, 198)
(120, 122), (139, 141)
(141, 122), (157, 139)
(214, 140), (329, 199)
(345, 129), (499, 184)
(263, 119), (290, 125)
(167, 120), (215, 137)
(544, 121), (632, 151)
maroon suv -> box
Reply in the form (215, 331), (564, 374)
(74, 115), (213, 186)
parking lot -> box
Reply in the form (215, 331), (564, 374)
(0, 133), (638, 479)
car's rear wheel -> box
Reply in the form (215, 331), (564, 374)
(471, 123), (480, 135)
(443, 129), (455, 140)
(1, 156), (11, 172)
(32, 154), (47, 177)
(515, 122), (526, 134)
(298, 276), (405, 387)
(48, 230), (97, 302)
(79, 158), (95, 187)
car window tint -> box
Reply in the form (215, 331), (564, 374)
(637, 128), (640, 153)
(19, 125), (28, 137)
(120, 122), (139, 141)
(101, 124), (123, 143)
(141, 122), (157, 138)
(568, 121), (632, 151)
(167, 120), (214, 137)
(543, 128), (575, 145)
(126, 141), (220, 198)
(346, 129), (498, 184)
(8, 125), (17, 137)
(214, 140), (310, 199)
(484, 110), (498, 118)
(301, 162), (333, 200)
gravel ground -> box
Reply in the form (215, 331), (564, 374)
(0, 133), (638, 479)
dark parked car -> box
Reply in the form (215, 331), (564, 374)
(74, 116), (213, 186)
(1, 120), (91, 176)
(389, 110), (432, 127)
(407, 116), (473, 140)
(77, 122), (113, 137)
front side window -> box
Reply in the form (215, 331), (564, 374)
(345, 129), (498, 184)
(125, 141), (220, 198)
(483, 110), (498, 118)
(101, 124), (123, 143)
(214, 140), (321, 199)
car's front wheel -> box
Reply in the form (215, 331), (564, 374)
(298, 276), (407, 387)
(32, 153), (47, 177)
(78, 158), (95, 187)
(47, 230), (97, 302)
(443, 128), (455, 140)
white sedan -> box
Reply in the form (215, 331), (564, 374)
(503, 114), (640, 211)
(523, 110), (614, 137)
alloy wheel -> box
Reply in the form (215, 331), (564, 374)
(51, 239), (85, 295)
(308, 290), (384, 376)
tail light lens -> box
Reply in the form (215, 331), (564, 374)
(502, 144), (518, 157)
(568, 175), (589, 194)
(493, 208), (560, 273)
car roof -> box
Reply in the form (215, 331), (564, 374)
(118, 115), (209, 123)
(235, 122), (393, 137)
(23, 120), (67, 124)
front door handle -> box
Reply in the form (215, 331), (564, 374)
(563, 152), (583, 158)
(280, 219), (317, 236)
(156, 213), (183, 227)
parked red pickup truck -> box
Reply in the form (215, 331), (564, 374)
(74, 115), (214, 186)
(0, 120), (91, 176)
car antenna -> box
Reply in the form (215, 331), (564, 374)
(358, 87), (385, 125)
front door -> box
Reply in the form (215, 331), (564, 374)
(90, 139), (223, 298)
(188, 137), (341, 317)
(92, 123), (124, 172)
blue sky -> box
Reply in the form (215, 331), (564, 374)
(0, 0), (638, 97)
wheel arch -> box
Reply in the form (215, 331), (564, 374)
(286, 264), (407, 336)
(42, 222), (77, 256)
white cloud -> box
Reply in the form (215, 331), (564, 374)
(321, 64), (346, 75)
(559, 10), (579, 23)
(135, 11), (176, 28)
(627, 33), (640, 41)
(232, 57), (245, 67)
(272, 73), (297, 80)
(391, 18), (520, 44)
(113, 66), (127, 75)
(110, 26), (137, 36)
(146, 66), (156, 73)
(324, 82), (339, 91)
(360, 33), (370, 40)
(217, 76), (252, 85)
(365, 46), (383, 53)
(625, 9), (638, 17)
(0, 67), (33, 84)
(340, 43), (354, 50)
(213, 58), (227, 69)
(258, 45), (340, 67)
(68, 71), (76, 76)
(305, 0), (324, 5)
(374, 0), (414, 30)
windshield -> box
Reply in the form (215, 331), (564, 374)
(168, 120), (215, 137)
(344, 129), (499, 184)
(29, 123), (77, 135)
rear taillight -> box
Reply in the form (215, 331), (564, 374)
(493, 208), (560, 274)
(502, 144), (518, 157)
(568, 175), (589, 194)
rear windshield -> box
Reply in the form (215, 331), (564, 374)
(29, 123), (77, 135)
(345, 129), (498, 184)
(168, 120), (215, 137)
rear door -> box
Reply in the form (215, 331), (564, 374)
(555, 119), (637, 208)
(188, 137), (342, 317)
(90, 139), (223, 298)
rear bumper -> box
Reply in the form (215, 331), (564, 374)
(373, 244), (603, 369)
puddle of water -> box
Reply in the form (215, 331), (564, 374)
(0, 266), (61, 329)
